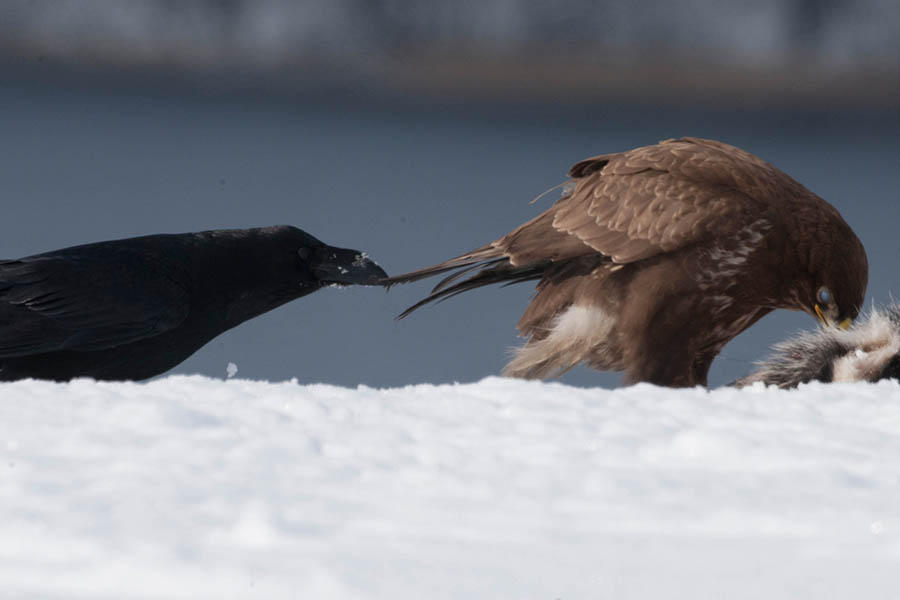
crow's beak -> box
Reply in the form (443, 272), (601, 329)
(313, 246), (388, 285)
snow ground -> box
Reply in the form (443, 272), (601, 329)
(2, 376), (899, 599)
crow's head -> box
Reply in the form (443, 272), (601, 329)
(274, 226), (387, 287)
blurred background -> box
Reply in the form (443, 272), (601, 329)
(0, 0), (897, 388)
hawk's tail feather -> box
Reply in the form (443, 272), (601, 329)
(381, 245), (503, 289)
(395, 261), (544, 320)
(430, 258), (506, 294)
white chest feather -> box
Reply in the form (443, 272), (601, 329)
(504, 304), (618, 378)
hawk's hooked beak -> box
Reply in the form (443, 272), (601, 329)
(814, 304), (852, 330)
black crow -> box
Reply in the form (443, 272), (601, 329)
(0, 226), (387, 381)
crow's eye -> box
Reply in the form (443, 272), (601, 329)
(298, 247), (312, 261)
(817, 286), (832, 305)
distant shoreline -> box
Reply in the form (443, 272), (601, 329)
(2, 45), (898, 111)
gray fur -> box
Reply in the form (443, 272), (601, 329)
(734, 304), (900, 388)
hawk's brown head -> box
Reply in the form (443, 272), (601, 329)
(792, 214), (868, 331)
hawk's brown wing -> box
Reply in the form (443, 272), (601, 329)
(504, 137), (775, 266)
(388, 137), (779, 315)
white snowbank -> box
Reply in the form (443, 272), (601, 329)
(2, 376), (899, 599)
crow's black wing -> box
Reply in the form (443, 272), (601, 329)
(0, 250), (190, 357)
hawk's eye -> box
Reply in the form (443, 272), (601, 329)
(817, 286), (832, 305)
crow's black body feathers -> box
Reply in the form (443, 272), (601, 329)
(0, 226), (386, 381)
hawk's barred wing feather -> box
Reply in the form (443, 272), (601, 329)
(551, 137), (778, 264)
(387, 137), (808, 317)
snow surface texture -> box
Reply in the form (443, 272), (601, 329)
(2, 376), (900, 599)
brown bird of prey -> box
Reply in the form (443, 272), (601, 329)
(387, 137), (868, 387)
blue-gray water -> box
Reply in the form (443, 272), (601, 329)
(1, 75), (897, 388)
